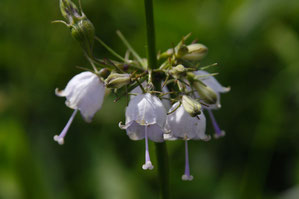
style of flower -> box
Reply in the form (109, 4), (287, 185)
(54, 71), (105, 145)
(119, 93), (167, 170)
(165, 102), (210, 181)
(195, 70), (230, 138)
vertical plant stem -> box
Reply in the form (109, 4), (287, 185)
(144, 0), (170, 198)
(155, 142), (170, 199)
(144, 0), (157, 70)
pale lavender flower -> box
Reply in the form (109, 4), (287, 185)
(54, 71), (105, 145)
(165, 102), (210, 181)
(195, 70), (230, 138)
(131, 82), (171, 110)
(119, 93), (167, 170)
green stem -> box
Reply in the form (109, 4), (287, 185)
(116, 30), (146, 69)
(155, 142), (170, 199)
(144, 1), (170, 199)
(144, 0), (158, 70)
(94, 36), (126, 62)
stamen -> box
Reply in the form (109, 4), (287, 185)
(182, 140), (193, 181)
(53, 109), (78, 145)
(207, 109), (225, 138)
(142, 125), (154, 170)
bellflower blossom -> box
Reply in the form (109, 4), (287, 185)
(119, 93), (167, 170)
(195, 70), (230, 138)
(54, 71), (105, 145)
(165, 102), (210, 181)
(131, 82), (171, 110)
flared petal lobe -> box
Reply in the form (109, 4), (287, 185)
(194, 70), (230, 94)
(55, 71), (105, 122)
(193, 70), (229, 109)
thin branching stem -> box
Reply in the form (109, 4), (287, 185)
(116, 30), (146, 69)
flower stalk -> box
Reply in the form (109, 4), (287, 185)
(144, 0), (170, 198)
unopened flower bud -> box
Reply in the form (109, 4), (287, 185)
(169, 64), (186, 78)
(71, 19), (95, 54)
(58, 0), (95, 55)
(182, 95), (202, 117)
(193, 81), (218, 105)
(176, 45), (189, 58)
(105, 73), (131, 89)
(59, 0), (82, 24)
(182, 43), (208, 61)
(98, 68), (110, 79)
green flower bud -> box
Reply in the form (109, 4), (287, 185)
(193, 81), (218, 105)
(182, 95), (202, 117)
(58, 0), (95, 55)
(59, 0), (81, 24)
(169, 64), (186, 78)
(98, 68), (110, 79)
(105, 73), (131, 89)
(71, 19), (95, 55)
(176, 45), (188, 58)
(182, 43), (208, 61)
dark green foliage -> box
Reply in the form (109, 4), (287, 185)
(1, 0), (299, 198)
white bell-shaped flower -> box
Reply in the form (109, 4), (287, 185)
(53, 71), (105, 145)
(165, 102), (210, 141)
(165, 102), (210, 181)
(119, 93), (167, 170)
(130, 82), (171, 110)
(194, 70), (230, 138)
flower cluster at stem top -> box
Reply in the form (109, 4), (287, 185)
(53, 0), (230, 181)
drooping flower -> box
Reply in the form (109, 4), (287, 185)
(165, 102), (210, 181)
(119, 93), (167, 170)
(194, 70), (230, 138)
(54, 71), (105, 145)
(130, 82), (171, 110)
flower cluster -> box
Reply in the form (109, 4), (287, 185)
(53, 0), (230, 181)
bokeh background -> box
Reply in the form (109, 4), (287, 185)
(1, 0), (299, 198)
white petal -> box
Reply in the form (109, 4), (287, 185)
(56, 71), (105, 122)
(126, 93), (166, 127)
(166, 102), (209, 140)
(131, 82), (171, 110)
(194, 70), (230, 93)
(147, 124), (165, 142)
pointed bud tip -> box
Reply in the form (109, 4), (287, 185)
(53, 135), (64, 145)
(142, 161), (154, 170)
(182, 174), (194, 181)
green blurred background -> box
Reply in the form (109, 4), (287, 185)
(1, 0), (299, 198)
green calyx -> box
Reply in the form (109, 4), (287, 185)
(70, 18), (95, 55)
(105, 73), (131, 89)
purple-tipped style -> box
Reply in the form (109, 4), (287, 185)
(142, 125), (153, 170)
(165, 102), (210, 180)
(120, 93), (167, 170)
(54, 109), (78, 145)
(54, 71), (105, 145)
(182, 140), (193, 181)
